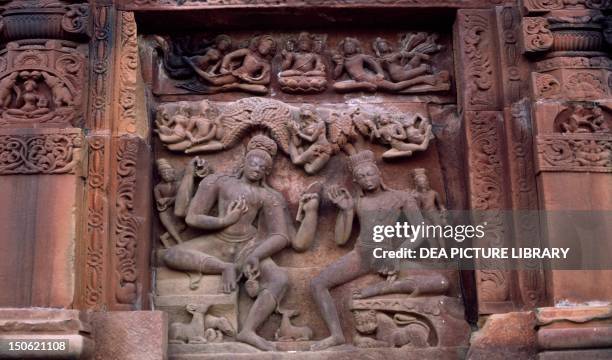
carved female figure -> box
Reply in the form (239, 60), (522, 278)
(376, 113), (434, 159)
(184, 100), (225, 153)
(413, 168), (447, 248)
(156, 101), (197, 151)
(184, 35), (276, 94)
(310, 150), (425, 350)
(288, 104), (333, 174)
(332, 37), (440, 93)
(155, 159), (185, 248)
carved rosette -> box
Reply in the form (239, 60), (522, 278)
(521, 17), (553, 53)
(0, 128), (82, 175)
(536, 133), (612, 172)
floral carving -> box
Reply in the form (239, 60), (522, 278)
(564, 72), (606, 99)
(521, 17), (553, 53)
(536, 133), (612, 172)
(61, 4), (90, 38)
(0, 129), (82, 175)
(534, 73), (561, 99)
(114, 136), (141, 305)
(117, 12), (138, 133)
(460, 13), (495, 109)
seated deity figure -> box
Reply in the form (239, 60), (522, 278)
(163, 135), (320, 351)
(184, 100), (225, 154)
(310, 150), (426, 351)
(184, 35), (276, 94)
(278, 32), (327, 93)
(332, 37), (440, 94)
(288, 104), (333, 174)
(156, 101), (195, 151)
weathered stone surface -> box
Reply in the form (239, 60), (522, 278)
(467, 312), (537, 360)
(91, 311), (168, 360)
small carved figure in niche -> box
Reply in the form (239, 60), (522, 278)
(274, 308), (313, 341)
(0, 73), (18, 108)
(309, 150), (425, 351)
(155, 159), (186, 248)
(413, 168), (447, 249)
(352, 273), (449, 299)
(183, 35), (276, 94)
(5, 72), (49, 117)
(332, 37), (445, 94)
(376, 113), (434, 159)
(559, 105), (610, 134)
(41, 72), (73, 107)
(169, 303), (235, 344)
(352, 310), (430, 348)
(279, 32), (327, 93)
(163, 135), (319, 351)
(184, 100), (225, 153)
(156, 101), (195, 151)
(186, 35), (232, 76)
(288, 105), (333, 174)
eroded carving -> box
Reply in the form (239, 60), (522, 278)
(555, 104), (610, 133)
(536, 133), (612, 172)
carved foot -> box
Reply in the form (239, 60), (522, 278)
(309, 335), (345, 351)
(221, 265), (237, 293)
(236, 330), (276, 351)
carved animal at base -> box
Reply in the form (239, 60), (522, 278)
(169, 303), (235, 344)
(274, 308), (313, 341)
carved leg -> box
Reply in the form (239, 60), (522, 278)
(159, 211), (183, 243)
(310, 250), (369, 351)
(237, 259), (288, 351)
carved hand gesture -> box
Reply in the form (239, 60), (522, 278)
(296, 192), (320, 222)
(327, 185), (353, 211)
(223, 196), (248, 226)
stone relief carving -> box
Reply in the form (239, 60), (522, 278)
(0, 128), (82, 175)
(413, 168), (448, 249)
(152, 32), (451, 95)
(0, 41), (86, 127)
(521, 17), (553, 53)
(0, 2), (90, 42)
(555, 104), (610, 134)
(332, 35), (449, 93)
(536, 133), (612, 172)
(174, 35), (277, 94)
(160, 135), (321, 351)
(309, 150), (430, 350)
(169, 303), (235, 344)
(279, 32), (327, 93)
(155, 98), (435, 173)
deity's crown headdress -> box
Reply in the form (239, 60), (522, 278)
(349, 150), (376, 173)
(247, 135), (278, 158)
(156, 158), (172, 171)
(412, 168), (427, 178)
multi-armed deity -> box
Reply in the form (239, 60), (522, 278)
(153, 92), (470, 355)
